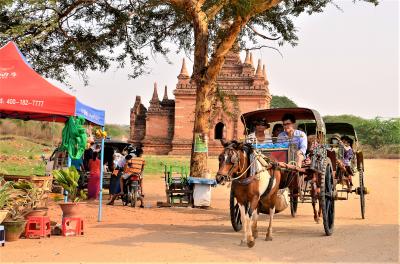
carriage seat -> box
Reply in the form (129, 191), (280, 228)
(253, 141), (291, 164)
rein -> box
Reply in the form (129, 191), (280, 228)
(231, 155), (257, 181)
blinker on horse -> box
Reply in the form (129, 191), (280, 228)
(216, 140), (281, 248)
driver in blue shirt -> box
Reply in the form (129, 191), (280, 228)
(278, 113), (307, 167)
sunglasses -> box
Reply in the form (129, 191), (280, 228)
(283, 122), (292, 126)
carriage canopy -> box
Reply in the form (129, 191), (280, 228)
(298, 122), (358, 140)
(241, 107), (325, 135)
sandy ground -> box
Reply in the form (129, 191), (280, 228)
(1, 159), (399, 263)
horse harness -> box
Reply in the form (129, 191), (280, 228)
(226, 145), (277, 197)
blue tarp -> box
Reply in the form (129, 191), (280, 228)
(188, 177), (217, 187)
(75, 99), (105, 126)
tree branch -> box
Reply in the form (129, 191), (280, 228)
(251, 0), (283, 15)
(164, 0), (187, 8)
(58, 0), (97, 20)
(204, 15), (250, 84)
(246, 45), (283, 58)
(247, 25), (280, 40)
(205, 0), (229, 20)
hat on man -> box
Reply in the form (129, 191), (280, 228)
(253, 118), (270, 128)
(331, 133), (341, 140)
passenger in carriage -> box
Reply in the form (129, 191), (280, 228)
(301, 134), (318, 166)
(329, 133), (342, 156)
(340, 135), (354, 189)
(271, 123), (284, 143)
(246, 118), (272, 144)
(277, 113), (307, 168)
(329, 133), (341, 145)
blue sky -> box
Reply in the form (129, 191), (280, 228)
(54, 0), (399, 125)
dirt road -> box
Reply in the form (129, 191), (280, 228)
(1, 159), (399, 263)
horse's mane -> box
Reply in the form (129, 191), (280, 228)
(241, 142), (254, 157)
(223, 140), (256, 159)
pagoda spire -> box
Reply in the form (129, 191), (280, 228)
(150, 82), (159, 103)
(250, 52), (254, 67)
(255, 59), (263, 77)
(263, 64), (267, 79)
(244, 50), (251, 64)
(177, 58), (190, 86)
(148, 82), (161, 111)
(178, 58), (189, 77)
(163, 85), (168, 100)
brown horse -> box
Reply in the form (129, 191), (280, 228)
(216, 140), (281, 248)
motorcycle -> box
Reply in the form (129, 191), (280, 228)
(122, 173), (143, 208)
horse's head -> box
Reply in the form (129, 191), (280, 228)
(216, 140), (250, 185)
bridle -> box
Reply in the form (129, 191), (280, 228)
(218, 145), (253, 182)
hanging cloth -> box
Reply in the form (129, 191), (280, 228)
(61, 116), (88, 159)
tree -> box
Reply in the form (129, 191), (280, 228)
(270, 95), (297, 108)
(0, 0), (379, 177)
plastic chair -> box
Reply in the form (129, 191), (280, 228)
(62, 217), (84, 236)
(25, 216), (51, 238)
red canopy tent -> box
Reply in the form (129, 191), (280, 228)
(0, 42), (75, 121)
(0, 42), (107, 221)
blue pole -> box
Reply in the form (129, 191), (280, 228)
(65, 156), (71, 203)
(98, 127), (105, 222)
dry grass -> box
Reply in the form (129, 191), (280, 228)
(362, 144), (400, 159)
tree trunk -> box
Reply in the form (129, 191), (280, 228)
(190, 84), (212, 178)
(190, 16), (249, 178)
(190, 8), (210, 178)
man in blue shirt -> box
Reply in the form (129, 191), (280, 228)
(278, 113), (307, 167)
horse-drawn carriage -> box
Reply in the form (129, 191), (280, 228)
(218, 108), (368, 247)
(216, 108), (337, 248)
(298, 122), (367, 219)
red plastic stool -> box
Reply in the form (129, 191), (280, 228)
(62, 217), (84, 236)
(25, 216), (51, 238)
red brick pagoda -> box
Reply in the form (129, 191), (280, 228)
(129, 49), (271, 155)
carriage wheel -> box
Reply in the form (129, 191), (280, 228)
(320, 158), (335, 236)
(359, 169), (366, 219)
(290, 194), (298, 217)
(230, 188), (242, 232)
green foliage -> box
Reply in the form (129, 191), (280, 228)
(104, 124), (129, 140)
(0, 135), (48, 176)
(0, 119), (63, 145)
(0, 177), (13, 209)
(357, 118), (400, 149)
(270, 95), (298, 108)
(144, 156), (189, 175)
(323, 115), (400, 150)
(323, 115), (365, 127)
(11, 180), (45, 210)
(0, 0), (378, 83)
(52, 166), (80, 202)
(211, 86), (239, 122)
(4, 179), (44, 220)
